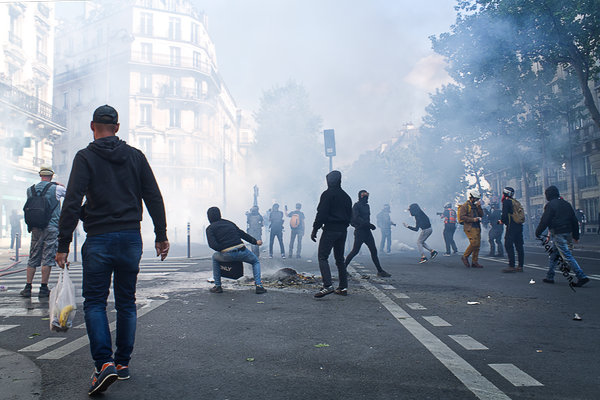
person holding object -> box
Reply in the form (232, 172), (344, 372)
(55, 105), (169, 395)
(206, 206), (266, 294)
(404, 203), (438, 264)
(458, 190), (484, 268)
(499, 187), (524, 272)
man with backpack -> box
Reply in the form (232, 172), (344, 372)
(268, 203), (285, 258)
(458, 190), (484, 268)
(440, 202), (458, 256)
(20, 165), (66, 298)
(500, 187), (525, 272)
(286, 203), (305, 258)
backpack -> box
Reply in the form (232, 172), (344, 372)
(510, 198), (525, 224)
(457, 203), (467, 225)
(290, 213), (300, 229)
(23, 182), (58, 231)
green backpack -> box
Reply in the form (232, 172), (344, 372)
(510, 199), (525, 224)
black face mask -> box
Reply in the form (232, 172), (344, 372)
(360, 195), (369, 203)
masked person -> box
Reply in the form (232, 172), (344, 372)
(268, 203), (285, 258)
(311, 171), (352, 297)
(376, 204), (396, 253)
(458, 190), (484, 268)
(404, 203), (438, 264)
(487, 203), (504, 257)
(246, 206), (264, 257)
(440, 202), (458, 256)
(286, 203), (305, 258)
(345, 191), (392, 277)
(499, 187), (525, 272)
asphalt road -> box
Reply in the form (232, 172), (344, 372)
(0, 244), (598, 400)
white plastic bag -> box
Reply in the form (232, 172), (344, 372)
(49, 268), (76, 332)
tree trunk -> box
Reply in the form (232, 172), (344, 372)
(520, 158), (534, 239)
(567, 43), (600, 131)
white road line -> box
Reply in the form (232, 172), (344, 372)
(0, 308), (45, 317)
(406, 303), (427, 310)
(19, 337), (66, 352)
(348, 267), (511, 400)
(0, 325), (19, 333)
(423, 316), (452, 327)
(480, 257), (600, 281)
(381, 284), (396, 290)
(489, 364), (543, 387)
(37, 300), (167, 360)
(449, 335), (489, 350)
(392, 292), (409, 299)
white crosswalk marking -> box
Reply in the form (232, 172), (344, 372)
(380, 284), (396, 290)
(0, 325), (19, 333)
(19, 337), (66, 352)
(489, 364), (543, 387)
(423, 316), (452, 327)
(449, 335), (489, 350)
(406, 303), (427, 310)
(392, 292), (409, 299)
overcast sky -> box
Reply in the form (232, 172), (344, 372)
(197, 0), (457, 166)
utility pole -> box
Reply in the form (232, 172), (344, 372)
(323, 129), (336, 172)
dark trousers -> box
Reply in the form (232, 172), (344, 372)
(488, 227), (503, 255)
(379, 229), (391, 253)
(289, 229), (303, 257)
(269, 229), (285, 256)
(344, 229), (383, 272)
(443, 225), (458, 254)
(10, 229), (21, 249)
(504, 225), (524, 268)
(318, 230), (347, 288)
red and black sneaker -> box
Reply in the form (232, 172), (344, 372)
(88, 362), (118, 395)
(116, 364), (130, 380)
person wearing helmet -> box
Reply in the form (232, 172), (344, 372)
(500, 186), (525, 272)
(404, 203), (438, 263)
(440, 202), (458, 256)
(246, 206), (264, 257)
(487, 202), (504, 257)
(458, 190), (484, 268)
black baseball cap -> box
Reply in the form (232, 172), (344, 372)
(92, 105), (118, 124)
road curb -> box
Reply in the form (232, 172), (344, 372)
(0, 347), (41, 399)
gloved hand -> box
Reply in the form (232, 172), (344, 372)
(370, 224), (376, 230)
(311, 228), (318, 242)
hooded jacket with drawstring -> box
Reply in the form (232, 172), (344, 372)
(535, 186), (580, 240)
(312, 170), (352, 233)
(206, 206), (258, 251)
(351, 191), (375, 230)
(58, 136), (167, 253)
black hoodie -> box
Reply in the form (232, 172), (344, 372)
(58, 136), (167, 253)
(351, 191), (371, 230)
(535, 186), (580, 239)
(407, 203), (431, 231)
(206, 207), (258, 251)
(312, 170), (352, 232)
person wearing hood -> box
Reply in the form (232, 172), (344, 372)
(376, 204), (396, 253)
(286, 203), (305, 258)
(345, 191), (391, 277)
(535, 185), (589, 287)
(311, 170), (352, 297)
(404, 203), (438, 263)
(246, 206), (264, 257)
(206, 206), (267, 294)
(56, 105), (170, 395)
(499, 187), (524, 272)
(268, 203), (285, 258)
(458, 190), (484, 268)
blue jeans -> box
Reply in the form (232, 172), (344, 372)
(546, 233), (587, 280)
(212, 247), (262, 286)
(82, 230), (142, 370)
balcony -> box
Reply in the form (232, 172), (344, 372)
(131, 51), (213, 75)
(0, 81), (66, 128)
(548, 180), (568, 192)
(577, 175), (598, 189)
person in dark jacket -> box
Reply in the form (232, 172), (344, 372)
(376, 204), (395, 253)
(486, 203), (504, 257)
(344, 191), (391, 277)
(404, 203), (438, 263)
(440, 202), (458, 256)
(286, 203), (305, 258)
(535, 186), (589, 287)
(206, 206), (266, 294)
(56, 105), (170, 395)
(499, 187), (524, 272)
(246, 206), (263, 257)
(268, 203), (285, 258)
(310, 170), (352, 297)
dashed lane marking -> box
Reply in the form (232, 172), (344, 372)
(0, 308), (45, 317)
(348, 265), (511, 400)
(19, 337), (66, 352)
(479, 257), (600, 281)
(489, 364), (543, 387)
(380, 284), (396, 290)
(37, 300), (167, 360)
(392, 292), (409, 299)
(423, 316), (452, 327)
(406, 303), (427, 310)
(449, 335), (489, 350)
(0, 325), (19, 333)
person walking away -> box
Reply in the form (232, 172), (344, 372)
(268, 203), (285, 258)
(55, 105), (170, 395)
(9, 210), (21, 250)
(345, 191), (392, 277)
(286, 203), (305, 258)
(376, 204), (395, 253)
(311, 171), (352, 297)
(207, 207), (266, 294)
(487, 203), (504, 257)
(575, 209), (586, 236)
(499, 187), (525, 272)
(404, 203), (438, 264)
(458, 190), (484, 268)
(536, 186), (589, 287)
(20, 165), (66, 298)
(440, 202), (458, 256)
(246, 206), (263, 257)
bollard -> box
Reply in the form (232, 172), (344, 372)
(187, 222), (191, 258)
(15, 233), (20, 262)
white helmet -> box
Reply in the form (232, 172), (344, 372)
(469, 189), (481, 199)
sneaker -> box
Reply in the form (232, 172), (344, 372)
(282, 254), (286, 259)
(461, 255), (470, 268)
(443, 253), (451, 257)
(430, 250), (438, 260)
(335, 288), (348, 296)
(269, 255), (273, 259)
(573, 277), (590, 287)
(88, 362), (118, 395)
(116, 364), (130, 380)
(19, 285), (32, 298)
(377, 270), (392, 278)
(38, 286), (50, 298)
(209, 285), (223, 293)
(542, 278), (555, 284)
(314, 286), (334, 298)
(418, 256), (428, 264)
(255, 285), (267, 294)
(515, 267), (523, 272)
(471, 263), (484, 268)
(502, 267), (517, 273)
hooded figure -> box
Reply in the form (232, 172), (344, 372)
(311, 170), (353, 297)
(404, 203), (437, 263)
(286, 202), (305, 258)
(246, 206), (264, 257)
(376, 204), (395, 253)
(268, 203), (285, 258)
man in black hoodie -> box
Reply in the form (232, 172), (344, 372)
(268, 203), (285, 258)
(55, 105), (169, 395)
(344, 190), (391, 277)
(310, 171), (352, 297)
(206, 206), (266, 294)
(535, 185), (589, 287)
(404, 203), (438, 264)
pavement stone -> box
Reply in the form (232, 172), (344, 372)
(0, 347), (41, 400)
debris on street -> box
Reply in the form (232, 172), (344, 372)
(573, 313), (582, 321)
(314, 343), (330, 348)
(467, 301), (480, 305)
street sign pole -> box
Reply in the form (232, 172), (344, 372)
(324, 129), (336, 171)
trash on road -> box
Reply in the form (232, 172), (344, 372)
(28, 333), (40, 339)
(207, 278), (215, 283)
(314, 343), (330, 348)
(573, 313), (582, 321)
(529, 279), (535, 284)
(246, 357), (255, 362)
(258, 268), (318, 288)
(257, 301), (264, 304)
(467, 301), (480, 305)
(0, 285), (6, 291)
(536, 350), (542, 353)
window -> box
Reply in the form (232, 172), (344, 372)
(193, 51), (202, 68)
(62, 92), (68, 109)
(9, 13), (22, 47)
(140, 104), (152, 125)
(141, 43), (152, 62)
(138, 137), (153, 156)
(169, 77), (181, 96)
(140, 12), (153, 35)
(140, 73), (152, 93)
(141, 0), (153, 7)
(169, 46), (181, 66)
(168, 17), (181, 40)
(169, 107), (180, 127)
(191, 23), (199, 44)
